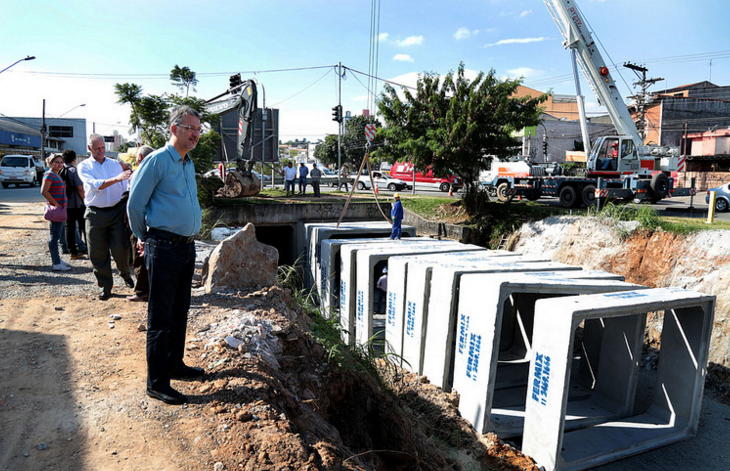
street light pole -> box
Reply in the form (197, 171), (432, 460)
(0, 55), (35, 75)
(56, 103), (86, 119)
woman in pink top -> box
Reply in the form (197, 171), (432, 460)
(41, 154), (70, 271)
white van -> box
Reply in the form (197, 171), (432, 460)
(0, 155), (45, 188)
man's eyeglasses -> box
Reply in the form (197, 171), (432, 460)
(177, 125), (202, 133)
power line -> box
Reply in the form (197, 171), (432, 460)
(269, 67), (334, 107)
(24, 65), (336, 80)
(344, 66), (417, 91)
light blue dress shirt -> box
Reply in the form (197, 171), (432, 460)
(127, 143), (202, 240)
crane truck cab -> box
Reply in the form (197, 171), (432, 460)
(587, 135), (672, 200)
(587, 136), (640, 176)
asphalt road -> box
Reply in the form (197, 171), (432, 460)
(3, 183), (728, 223)
(0, 184), (45, 203)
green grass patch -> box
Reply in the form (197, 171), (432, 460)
(401, 195), (454, 219)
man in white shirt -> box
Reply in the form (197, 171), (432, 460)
(283, 161), (297, 197)
(77, 133), (133, 300)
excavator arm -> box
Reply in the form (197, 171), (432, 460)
(205, 79), (258, 162)
(204, 79), (262, 197)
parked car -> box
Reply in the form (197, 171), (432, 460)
(252, 170), (272, 184)
(202, 167), (271, 184)
(351, 170), (409, 191)
(706, 183), (730, 212)
(0, 155), (42, 188)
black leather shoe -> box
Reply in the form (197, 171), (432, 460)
(146, 386), (187, 405)
(123, 276), (135, 289)
(99, 287), (111, 300)
(170, 365), (205, 380)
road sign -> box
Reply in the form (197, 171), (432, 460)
(365, 124), (376, 142)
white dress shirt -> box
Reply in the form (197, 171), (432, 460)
(77, 157), (128, 208)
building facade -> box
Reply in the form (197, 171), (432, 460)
(0, 117), (87, 157)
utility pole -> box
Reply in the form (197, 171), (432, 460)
(624, 62), (663, 141)
(337, 62), (343, 187)
(40, 99), (46, 162)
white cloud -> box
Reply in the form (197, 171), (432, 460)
(395, 36), (423, 47)
(393, 54), (414, 63)
(506, 67), (540, 79)
(378, 32), (389, 42)
(454, 27), (473, 40)
(519, 10), (532, 18)
(484, 37), (549, 47)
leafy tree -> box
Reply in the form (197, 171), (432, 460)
(135, 94), (169, 147)
(189, 129), (220, 174)
(342, 115), (382, 166)
(170, 65), (198, 98)
(114, 83), (143, 134)
(116, 72), (217, 150)
(166, 94), (215, 126)
(313, 134), (339, 167)
(313, 115), (383, 170)
(376, 63), (546, 211)
(114, 83), (168, 145)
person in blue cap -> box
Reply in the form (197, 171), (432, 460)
(390, 193), (403, 240)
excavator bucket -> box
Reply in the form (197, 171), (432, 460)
(216, 161), (261, 198)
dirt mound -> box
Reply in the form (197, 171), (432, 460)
(184, 287), (537, 471)
(513, 215), (730, 381)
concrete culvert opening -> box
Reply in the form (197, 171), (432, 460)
(254, 224), (297, 266)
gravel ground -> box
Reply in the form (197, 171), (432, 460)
(0, 201), (216, 301)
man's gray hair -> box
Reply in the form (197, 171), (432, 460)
(169, 106), (201, 127)
(136, 145), (154, 158)
(89, 133), (104, 144)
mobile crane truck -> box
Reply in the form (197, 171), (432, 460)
(489, 0), (695, 208)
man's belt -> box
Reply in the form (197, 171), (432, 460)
(147, 228), (195, 244)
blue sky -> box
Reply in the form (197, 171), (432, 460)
(1, 0), (728, 143)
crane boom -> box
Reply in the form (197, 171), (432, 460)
(543, 0), (642, 144)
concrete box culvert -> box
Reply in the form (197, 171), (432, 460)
(384, 250), (522, 364)
(420, 261), (585, 392)
(392, 253), (551, 374)
(453, 273), (643, 438)
(339, 241), (469, 345)
(353, 244), (490, 348)
(521, 287), (715, 471)
(303, 221), (416, 290)
(318, 236), (433, 315)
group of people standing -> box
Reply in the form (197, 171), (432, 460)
(282, 161), (325, 197)
(40, 106), (205, 405)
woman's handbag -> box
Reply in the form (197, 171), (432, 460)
(43, 203), (67, 223)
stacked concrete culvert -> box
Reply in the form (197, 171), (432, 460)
(305, 221), (716, 471)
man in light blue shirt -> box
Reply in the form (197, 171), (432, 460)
(298, 162), (309, 195)
(127, 106), (204, 405)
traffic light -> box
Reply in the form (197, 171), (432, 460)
(229, 73), (242, 90)
(542, 136), (548, 156)
(332, 105), (343, 123)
